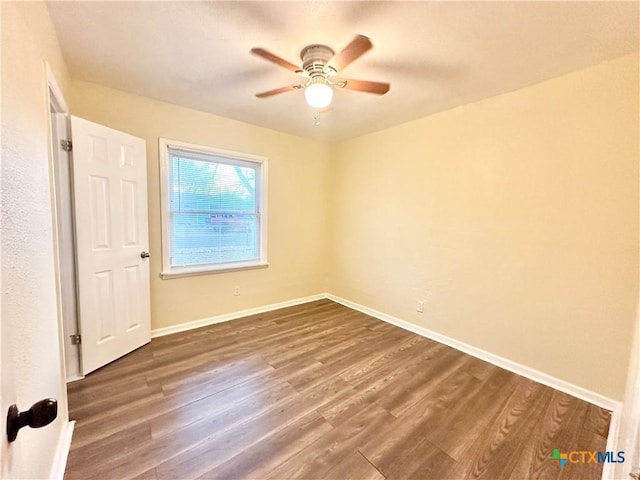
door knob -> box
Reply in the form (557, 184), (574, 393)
(140, 251), (150, 259)
(6, 398), (58, 442)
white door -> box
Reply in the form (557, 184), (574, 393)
(71, 116), (151, 375)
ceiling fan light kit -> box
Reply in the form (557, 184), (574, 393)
(251, 35), (390, 124)
(304, 76), (333, 108)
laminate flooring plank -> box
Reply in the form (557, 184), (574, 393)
(157, 353), (272, 395)
(70, 387), (165, 449)
(143, 344), (255, 385)
(258, 322), (368, 369)
(65, 422), (152, 480)
(152, 302), (340, 360)
(323, 451), (386, 480)
(153, 356), (324, 439)
(153, 338), (251, 366)
(218, 313), (354, 364)
(337, 334), (430, 385)
(313, 326), (411, 365)
(373, 345), (474, 418)
(66, 346), (155, 391)
(522, 394), (607, 480)
(246, 311), (363, 352)
(71, 362), (278, 451)
(266, 332), (365, 372)
(365, 436), (454, 480)
(69, 382), (160, 422)
(130, 468), (158, 480)
(149, 325), (237, 356)
(289, 329), (416, 394)
(66, 366), (145, 396)
(423, 367), (521, 461)
(316, 345), (475, 426)
(225, 302), (338, 336)
(154, 376), (353, 480)
(338, 338), (446, 392)
(358, 370), (480, 479)
(505, 389), (581, 480)
(266, 299), (339, 322)
(196, 412), (334, 480)
(260, 314), (369, 368)
(347, 340), (445, 392)
(224, 300), (337, 330)
(264, 402), (396, 480)
(81, 380), (299, 480)
(443, 379), (553, 480)
(67, 373), (149, 410)
(583, 402), (612, 437)
(464, 356), (499, 381)
(149, 373), (296, 439)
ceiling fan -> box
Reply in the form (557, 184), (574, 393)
(251, 35), (390, 109)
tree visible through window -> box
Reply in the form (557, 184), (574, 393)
(160, 140), (267, 277)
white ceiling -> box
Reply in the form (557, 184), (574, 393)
(47, 1), (639, 143)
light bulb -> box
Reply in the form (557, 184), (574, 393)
(304, 78), (333, 108)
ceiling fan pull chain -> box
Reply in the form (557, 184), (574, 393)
(314, 109), (321, 126)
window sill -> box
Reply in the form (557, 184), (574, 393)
(160, 261), (269, 279)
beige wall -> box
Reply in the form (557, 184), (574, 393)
(328, 53), (639, 400)
(71, 81), (330, 330)
(1, 1), (72, 478)
(71, 55), (639, 400)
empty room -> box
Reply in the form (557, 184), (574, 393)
(2, 1), (639, 479)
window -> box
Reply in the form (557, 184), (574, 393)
(159, 139), (267, 278)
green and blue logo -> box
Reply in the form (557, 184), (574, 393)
(549, 449), (624, 468)
(549, 449), (568, 467)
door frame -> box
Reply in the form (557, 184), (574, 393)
(47, 68), (82, 382)
(46, 62), (72, 387)
(608, 304), (640, 479)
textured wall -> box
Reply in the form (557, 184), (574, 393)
(328, 54), (639, 400)
(1, 2), (71, 478)
(71, 81), (330, 330)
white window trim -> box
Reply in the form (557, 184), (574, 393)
(158, 138), (268, 279)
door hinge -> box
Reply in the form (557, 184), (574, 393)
(70, 334), (81, 345)
(61, 139), (72, 152)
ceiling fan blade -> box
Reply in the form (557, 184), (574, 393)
(325, 35), (373, 73)
(251, 48), (303, 74)
(340, 79), (390, 95)
(255, 85), (303, 98)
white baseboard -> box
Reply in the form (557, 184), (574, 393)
(151, 293), (327, 338)
(151, 291), (620, 413)
(49, 420), (75, 480)
(326, 293), (621, 413)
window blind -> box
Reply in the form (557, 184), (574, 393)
(167, 147), (260, 267)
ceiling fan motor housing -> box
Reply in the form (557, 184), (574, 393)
(300, 45), (336, 76)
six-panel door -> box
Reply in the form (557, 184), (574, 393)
(71, 116), (150, 375)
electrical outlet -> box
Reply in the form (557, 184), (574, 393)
(233, 286), (241, 296)
(416, 300), (424, 313)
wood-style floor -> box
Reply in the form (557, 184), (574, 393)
(66, 300), (610, 480)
